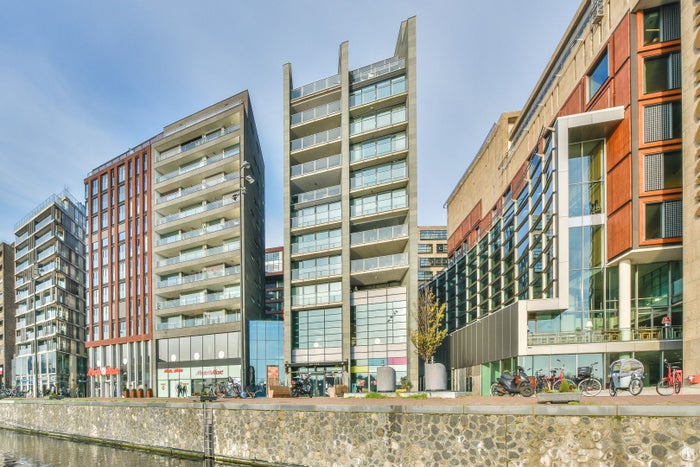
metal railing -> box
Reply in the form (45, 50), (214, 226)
(350, 224), (408, 246)
(156, 197), (236, 226)
(156, 172), (238, 204)
(291, 74), (341, 100)
(156, 219), (240, 247)
(156, 289), (240, 310)
(350, 56), (405, 84)
(156, 265), (241, 289)
(291, 154), (341, 178)
(290, 127), (341, 152)
(155, 143), (240, 183)
(351, 253), (408, 273)
(527, 325), (683, 345)
(156, 312), (241, 331)
(156, 242), (240, 267)
(157, 125), (240, 162)
(291, 100), (341, 126)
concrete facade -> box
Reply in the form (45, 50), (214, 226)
(282, 18), (418, 392)
(0, 242), (15, 387)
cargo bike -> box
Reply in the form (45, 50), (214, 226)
(608, 358), (644, 396)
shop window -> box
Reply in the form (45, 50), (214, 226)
(644, 150), (682, 191)
(645, 199), (681, 240)
(643, 51), (680, 94)
(588, 49), (609, 101)
(643, 101), (681, 143)
(643, 3), (680, 46)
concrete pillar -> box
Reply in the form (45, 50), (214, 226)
(619, 260), (632, 341)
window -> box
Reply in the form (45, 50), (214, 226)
(588, 49), (609, 101)
(644, 150), (682, 191)
(118, 165), (125, 183)
(644, 51), (680, 94)
(643, 3), (680, 46)
(645, 199), (682, 240)
(436, 244), (448, 253)
(644, 101), (681, 143)
(420, 229), (447, 241)
(417, 244), (433, 254)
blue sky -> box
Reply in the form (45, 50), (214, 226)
(0, 1), (579, 247)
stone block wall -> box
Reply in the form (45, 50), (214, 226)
(0, 400), (698, 466)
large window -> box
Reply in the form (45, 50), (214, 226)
(643, 101), (681, 143)
(420, 229), (447, 241)
(292, 307), (341, 349)
(568, 139), (604, 216)
(643, 3), (680, 46)
(644, 150), (682, 192)
(643, 51), (680, 94)
(645, 199), (681, 240)
(588, 50), (609, 101)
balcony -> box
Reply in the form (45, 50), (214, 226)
(351, 224), (408, 246)
(156, 265), (241, 289)
(156, 312), (241, 331)
(156, 172), (238, 205)
(527, 325), (683, 345)
(156, 197), (236, 226)
(291, 127), (341, 152)
(291, 101), (341, 126)
(291, 74), (341, 100)
(156, 289), (240, 311)
(350, 56), (405, 84)
(37, 246), (56, 262)
(291, 154), (341, 179)
(156, 242), (240, 268)
(156, 219), (240, 247)
(155, 144), (240, 183)
(157, 124), (240, 163)
(35, 231), (54, 248)
(292, 185), (341, 208)
(291, 263), (342, 281)
(35, 215), (53, 232)
(16, 246), (29, 259)
(291, 233), (342, 256)
(351, 253), (408, 274)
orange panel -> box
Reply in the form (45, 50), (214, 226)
(607, 202), (632, 260)
(607, 155), (632, 214)
(559, 82), (584, 117)
(612, 14), (630, 75)
(613, 60), (631, 108)
(607, 109), (631, 170)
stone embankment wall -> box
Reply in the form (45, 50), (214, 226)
(0, 400), (699, 466)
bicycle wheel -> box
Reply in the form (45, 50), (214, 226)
(674, 376), (682, 395)
(578, 378), (602, 396)
(629, 378), (643, 396)
(551, 379), (575, 391)
(656, 378), (673, 396)
(609, 382), (617, 397)
(490, 383), (502, 396)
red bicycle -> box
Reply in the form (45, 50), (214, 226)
(550, 359), (575, 391)
(656, 359), (682, 396)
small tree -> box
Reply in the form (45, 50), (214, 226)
(410, 287), (448, 364)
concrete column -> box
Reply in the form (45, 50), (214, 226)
(619, 260), (632, 341)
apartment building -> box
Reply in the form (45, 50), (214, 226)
(283, 18), (417, 393)
(417, 227), (448, 283)
(84, 140), (155, 397)
(426, 0), (688, 394)
(0, 243), (16, 387)
(13, 191), (87, 396)
(151, 91), (264, 397)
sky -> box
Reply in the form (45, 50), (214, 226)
(0, 1), (580, 247)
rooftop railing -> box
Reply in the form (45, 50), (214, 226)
(350, 57), (405, 84)
(291, 74), (341, 100)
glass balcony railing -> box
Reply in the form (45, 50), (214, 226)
(156, 219), (240, 247)
(156, 242), (240, 267)
(37, 246), (56, 262)
(291, 74), (341, 100)
(291, 233), (342, 255)
(16, 246), (29, 259)
(156, 144), (240, 183)
(157, 265), (241, 289)
(291, 154), (341, 178)
(351, 253), (408, 273)
(291, 263), (342, 281)
(155, 312), (241, 331)
(157, 125), (240, 162)
(156, 172), (238, 204)
(290, 127), (341, 152)
(156, 197), (236, 226)
(156, 289), (241, 310)
(35, 231), (54, 247)
(15, 231), (29, 244)
(351, 224), (408, 246)
(350, 56), (405, 84)
(350, 164), (407, 190)
(292, 185), (341, 206)
(35, 215), (53, 231)
(291, 207), (342, 229)
(291, 101), (341, 126)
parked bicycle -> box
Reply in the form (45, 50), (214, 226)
(528, 369), (550, 393)
(656, 359), (683, 396)
(550, 359), (575, 391)
(574, 362), (602, 396)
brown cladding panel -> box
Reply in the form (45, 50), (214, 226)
(607, 154), (632, 214)
(613, 60), (631, 108)
(607, 202), (632, 260)
(612, 14), (630, 75)
(606, 109), (632, 170)
(559, 83), (584, 118)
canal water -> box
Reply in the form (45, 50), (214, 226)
(0, 429), (239, 466)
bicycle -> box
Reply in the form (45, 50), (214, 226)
(575, 362), (602, 396)
(550, 359), (575, 391)
(529, 369), (549, 393)
(656, 359), (682, 396)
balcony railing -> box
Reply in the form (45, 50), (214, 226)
(351, 224), (408, 246)
(35, 215), (53, 231)
(156, 144), (240, 183)
(157, 125), (240, 162)
(155, 312), (241, 331)
(291, 154), (341, 178)
(291, 101), (341, 126)
(157, 265), (241, 289)
(156, 172), (238, 204)
(350, 56), (405, 84)
(37, 246), (56, 262)
(527, 325), (683, 345)
(156, 219), (240, 247)
(156, 242), (240, 267)
(290, 127), (341, 152)
(156, 289), (240, 310)
(292, 185), (341, 206)
(291, 233), (342, 255)
(156, 197), (235, 226)
(291, 263), (342, 281)
(351, 253), (408, 273)
(35, 231), (54, 247)
(291, 74), (341, 100)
